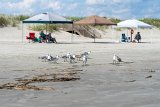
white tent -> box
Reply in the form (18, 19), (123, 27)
(117, 19), (152, 42)
(117, 19), (152, 28)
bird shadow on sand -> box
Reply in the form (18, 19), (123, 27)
(109, 61), (134, 66)
(123, 61), (134, 64)
(12, 69), (25, 71)
(124, 80), (136, 83)
(109, 63), (123, 66)
(82, 64), (89, 67)
(72, 65), (80, 68)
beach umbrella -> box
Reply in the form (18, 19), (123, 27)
(22, 12), (73, 42)
(117, 19), (152, 41)
(74, 15), (116, 42)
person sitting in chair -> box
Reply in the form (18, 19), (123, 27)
(39, 31), (47, 43)
(121, 33), (128, 42)
(47, 33), (57, 43)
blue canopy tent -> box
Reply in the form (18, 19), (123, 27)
(22, 12), (73, 42)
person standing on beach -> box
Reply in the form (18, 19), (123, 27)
(130, 29), (134, 42)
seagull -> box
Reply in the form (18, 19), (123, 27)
(38, 56), (47, 59)
(50, 55), (59, 63)
(66, 52), (71, 61)
(81, 51), (91, 56)
(75, 54), (82, 61)
(117, 56), (122, 62)
(113, 54), (122, 64)
(61, 55), (68, 62)
(69, 54), (76, 63)
(47, 54), (52, 61)
(38, 55), (48, 61)
(82, 55), (87, 66)
(67, 52), (70, 57)
(61, 52), (71, 62)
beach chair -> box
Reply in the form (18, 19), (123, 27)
(26, 32), (36, 42)
(121, 33), (129, 42)
(121, 33), (126, 42)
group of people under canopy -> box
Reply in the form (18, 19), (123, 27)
(121, 29), (141, 43)
(27, 31), (57, 43)
(39, 31), (57, 43)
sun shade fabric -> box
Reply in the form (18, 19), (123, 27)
(117, 19), (152, 28)
(74, 15), (116, 25)
(23, 12), (73, 24)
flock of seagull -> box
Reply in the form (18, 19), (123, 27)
(38, 51), (123, 66)
(38, 51), (91, 66)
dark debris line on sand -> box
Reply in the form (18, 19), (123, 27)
(0, 70), (80, 91)
(125, 80), (136, 82)
(145, 75), (152, 79)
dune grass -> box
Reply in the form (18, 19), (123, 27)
(0, 15), (160, 30)
(0, 14), (29, 27)
(28, 24), (59, 33)
(140, 18), (160, 28)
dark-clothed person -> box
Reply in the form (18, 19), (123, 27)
(134, 32), (141, 43)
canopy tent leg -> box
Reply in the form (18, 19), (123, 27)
(94, 33), (95, 43)
(71, 23), (74, 43)
(116, 27), (118, 42)
(150, 29), (152, 43)
(130, 29), (133, 42)
(115, 27), (121, 43)
(46, 24), (48, 34)
(22, 22), (24, 43)
(93, 26), (95, 43)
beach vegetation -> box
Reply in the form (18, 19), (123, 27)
(95, 25), (109, 31)
(115, 27), (122, 31)
(0, 16), (10, 27)
(28, 24), (59, 33)
(66, 16), (84, 21)
(1, 14), (160, 30)
(14, 15), (29, 21)
(0, 14), (29, 27)
(140, 18), (160, 28)
(110, 18), (121, 23)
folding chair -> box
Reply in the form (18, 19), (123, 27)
(26, 32), (36, 42)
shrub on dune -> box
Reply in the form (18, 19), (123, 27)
(0, 16), (9, 27)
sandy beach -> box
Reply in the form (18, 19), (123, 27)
(0, 26), (160, 107)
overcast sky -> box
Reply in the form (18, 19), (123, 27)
(0, 0), (159, 19)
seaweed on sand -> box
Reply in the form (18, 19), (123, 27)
(0, 71), (80, 91)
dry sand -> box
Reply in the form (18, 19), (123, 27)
(0, 26), (160, 107)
